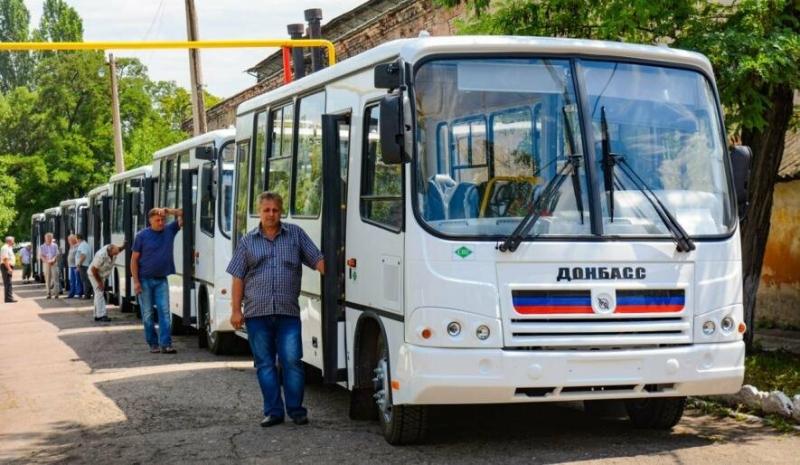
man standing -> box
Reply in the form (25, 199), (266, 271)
(75, 234), (93, 299)
(39, 233), (60, 299)
(227, 192), (324, 427)
(1, 236), (16, 303)
(20, 244), (32, 283)
(131, 207), (182, 354)
(66, 235), (83, 298)
(89, 243), (124, 322)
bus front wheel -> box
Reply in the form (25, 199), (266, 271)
(625, 397), (686, 430)
(374, 333), (428, 445)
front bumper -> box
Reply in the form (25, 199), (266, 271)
(392, 341), (744, 405)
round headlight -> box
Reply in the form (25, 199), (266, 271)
(476, 325), (490, 340)
(702, 320), (716, 336)
(446, 321), (462, 337)
(721, 317), (735, 333)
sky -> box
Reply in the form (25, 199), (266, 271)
(23, 0), (368, 98)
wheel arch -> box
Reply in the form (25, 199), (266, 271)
(352, 311), (391, 390)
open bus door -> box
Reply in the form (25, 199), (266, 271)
(321, 113), (351, 384)
(181, 168), (198, 329)
(122, 191), (136, 313)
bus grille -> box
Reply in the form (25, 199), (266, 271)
(507, 290), (691, 348)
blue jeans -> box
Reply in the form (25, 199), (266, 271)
(68, 267), (83, 297)
(246, 315), (306, 418)
(137, 278), (172, 348)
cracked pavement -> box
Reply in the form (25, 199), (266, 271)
(1, 273), (799, 464)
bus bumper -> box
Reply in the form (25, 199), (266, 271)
(392, 341), (744, 405)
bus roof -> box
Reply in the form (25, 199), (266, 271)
(87, 183), (110, 198)
(43, 206), (61, 215)
(153, 128), (235, 160)
(109, 165), (152, 183)
(31, 213), (45, 221)
(237, 36), (713, 116)
(59, 197), (88, 208)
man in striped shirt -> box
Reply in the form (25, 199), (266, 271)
(227, 191), (324, 428)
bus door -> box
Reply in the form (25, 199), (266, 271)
(122, 191), (138, 312)
(181, 168), (199, 327)
(101, 196), (112, 248)
(321, 113), (351, 384)
(194, 162), (215, 285)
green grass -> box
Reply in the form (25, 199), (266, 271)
(744, 350), (800, 397)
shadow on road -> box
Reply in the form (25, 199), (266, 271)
(1, 283), (791, 464)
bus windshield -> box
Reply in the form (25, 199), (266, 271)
(413, 57), (733, 239)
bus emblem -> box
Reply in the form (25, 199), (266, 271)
(594, 293), (615, 314)
(454, 246), (473, 259)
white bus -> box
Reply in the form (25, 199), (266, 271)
(86, 183), (111, 255)
(232, 36), (751, 444)
(108, 165), (153, 312)
(151, 129), (239, 353)
(30, 213), (46, 282)
(59, 197), (89, 293)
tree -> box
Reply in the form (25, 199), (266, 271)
(34, 0), (83, 42)
(0, 0), (35, 92)
(437, 0), (800, 348)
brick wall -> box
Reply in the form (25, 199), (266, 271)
(189, 0), (466, 132)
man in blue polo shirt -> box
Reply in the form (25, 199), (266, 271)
(131, 207), (182, 354)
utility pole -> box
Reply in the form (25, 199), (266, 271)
(185, 0), (206, 135)
(108, 53), (125, 174)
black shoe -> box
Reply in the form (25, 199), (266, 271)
(260, 415), (284, 427)
(5, 299), (17, 303)
(161, 346), (177, 354)
(291, 415), (309, 425)
(94, 316), (112, 322)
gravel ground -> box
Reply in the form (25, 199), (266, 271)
(1, 273), (798, 465)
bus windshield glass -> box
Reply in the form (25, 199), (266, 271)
(413, 57), (733, 239)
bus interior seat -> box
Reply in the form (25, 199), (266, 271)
(449, 182), (480, 219)
(425, 174), (456, 220)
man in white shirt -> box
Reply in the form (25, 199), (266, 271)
(0, 236), (16, 303)
(89, 243), (124, 322)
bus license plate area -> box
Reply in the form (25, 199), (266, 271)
(566, 358), (643, 383)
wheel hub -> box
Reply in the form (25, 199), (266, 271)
(372, 357), (391, 421)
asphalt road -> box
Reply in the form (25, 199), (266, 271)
(1, 273), (798, 465)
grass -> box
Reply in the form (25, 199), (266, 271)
(744, 350), (800, 397)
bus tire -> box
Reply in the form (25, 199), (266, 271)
(374, 332), (428, 445)
(121, 296), (132, 313)
(625, 397), (686, 430)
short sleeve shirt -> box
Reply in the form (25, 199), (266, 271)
(39, 243), (59, 262)
(132, 221), (180, 279)
(67, 247), (77, 266)
(226, 223), (323, 319)
(75, 241), (93, 267)
(89, 246), (115, 284)
(0, 245), (14, 266)
(20, 247), (31, 264)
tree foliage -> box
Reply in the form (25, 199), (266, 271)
(0, 1), (220, 241)
(436, 0), (800, 347)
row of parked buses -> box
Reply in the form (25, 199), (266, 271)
(29, 36), (752, 444)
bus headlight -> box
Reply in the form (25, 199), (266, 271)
(702, 320), (716, 336)
(476, 325), (490, 340)
(446, 321), (462, 337)
(721, 316), (735, 333)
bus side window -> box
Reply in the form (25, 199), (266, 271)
(233, 139), (251, 246)
(267, 104), (293, 214)
(250, 111), (267, 215)
(360, 104), (403, 231)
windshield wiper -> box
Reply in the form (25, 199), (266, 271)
(599, 107), (695, 253)
(497, 107), (583, 253)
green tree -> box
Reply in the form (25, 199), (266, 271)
(34, 0), (83, 42)
(437, 0), (800, 348)
(0, 0), (35, 92)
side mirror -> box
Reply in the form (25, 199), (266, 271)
(730, 145), (752, 219)
(196, 145), (215, 161)
(374, 59), (403, 90)
(379, 93), (406, 165)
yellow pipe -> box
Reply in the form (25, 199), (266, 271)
(0, 39), (336, 65)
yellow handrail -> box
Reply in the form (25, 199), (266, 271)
(0, 39), (336, 65)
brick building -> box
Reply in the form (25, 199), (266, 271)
(185, 0), (466, 133)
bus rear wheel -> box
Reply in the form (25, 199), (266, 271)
(374, 333), (428, 445)
(199, 300), (237, 355)
(625, 397), (686, 430)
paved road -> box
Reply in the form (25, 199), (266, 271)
(1, 273), (798, 464)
